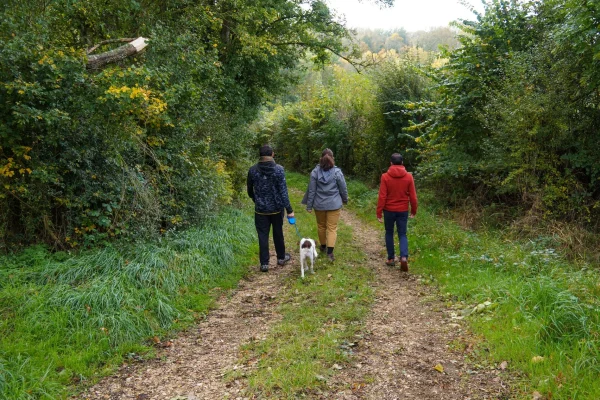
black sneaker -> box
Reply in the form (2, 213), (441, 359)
(260, 264), (269, 272)
(277, 253), (291, 265)
(320, 244), (327, 253)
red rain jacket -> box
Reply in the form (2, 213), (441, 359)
(376, 165), (418, 219)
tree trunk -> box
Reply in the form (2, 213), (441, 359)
(86, 37), (148, 70)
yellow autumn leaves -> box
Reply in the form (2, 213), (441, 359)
(1, 147), (33, 198)
(103, 85), (168, 128)
(1, 147), (33, 178)
(106, 85), (153, 100)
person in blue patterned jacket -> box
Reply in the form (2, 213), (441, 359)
(247, 145), (295, 272)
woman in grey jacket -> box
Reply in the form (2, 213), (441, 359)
(304, 149), (348, 261)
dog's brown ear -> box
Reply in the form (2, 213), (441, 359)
(301, 241), (312, 249)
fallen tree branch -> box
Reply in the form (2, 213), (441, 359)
(86, 37), (148, 70)
(87, 38), (137, 55)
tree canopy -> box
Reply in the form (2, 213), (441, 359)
(0, 0), (390, 249)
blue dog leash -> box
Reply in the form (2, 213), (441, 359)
(287, 216), (302, 239)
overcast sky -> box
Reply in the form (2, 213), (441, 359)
(326, 0), (485, 32)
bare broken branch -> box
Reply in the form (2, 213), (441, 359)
(86, 37), (148, 70)
(87, 38), (137, 55)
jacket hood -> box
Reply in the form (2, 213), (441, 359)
(317, 166), (335, 184)
(257, 157), (277, 175)
(387, 165), (408, 178)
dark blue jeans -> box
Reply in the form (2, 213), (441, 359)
(383, 210), (409, 260)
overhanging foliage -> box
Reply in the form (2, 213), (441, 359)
(0, 0), (383, 249)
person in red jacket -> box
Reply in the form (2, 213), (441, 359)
(377, 153), (418, 271)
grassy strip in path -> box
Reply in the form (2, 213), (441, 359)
(341, 174), (600, 400)
(237, 173), (375, 398)
(0, 206), (258, 400)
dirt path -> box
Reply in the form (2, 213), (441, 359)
(327, 210), (509, 399)
(78, 257), (292, 400)
(79, 209), (509, 400)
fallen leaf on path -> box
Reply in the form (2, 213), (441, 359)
(151, 336), (161, 344)
(531, 356), (545, 364)
(532, 391), (543, 400)
(352, 382), (366, 392)
(332, 363), (343, 370)
(434, 363), (444, 373)
(500, 361), (508, 370)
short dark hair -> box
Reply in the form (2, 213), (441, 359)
(259, 145), (273, 157)
(391, 153), (403, 165)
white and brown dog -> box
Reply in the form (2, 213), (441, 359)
(299, 238), (318, 278)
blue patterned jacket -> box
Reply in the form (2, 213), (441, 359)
(247, 157), (293, 215)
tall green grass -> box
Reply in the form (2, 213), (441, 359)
(0, 207), (257, 399)
(317, 172), (600, 399)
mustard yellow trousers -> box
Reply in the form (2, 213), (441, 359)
(314, 208), (341, 248)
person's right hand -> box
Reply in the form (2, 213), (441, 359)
(409, 214), (415, 219)
(377, 217), (383, 223)
(307, 209), (312, 214)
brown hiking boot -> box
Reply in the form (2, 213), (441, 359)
(385, 259), (395, 267)
(400, 257), (408, 272)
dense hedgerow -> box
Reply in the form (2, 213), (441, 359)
(414, 0), (600, 225)
(0, 0), (361, 250)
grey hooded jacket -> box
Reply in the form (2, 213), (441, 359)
(303, 165), (348, 211)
